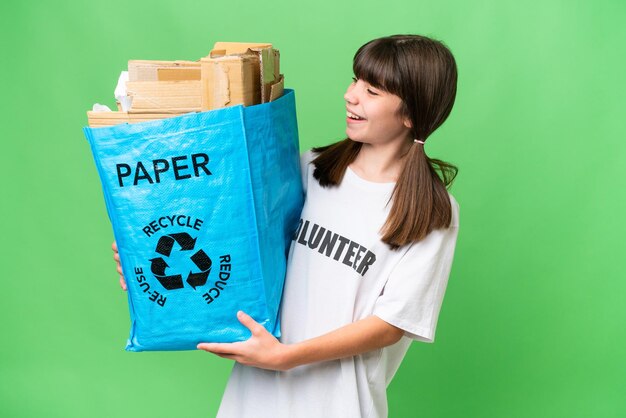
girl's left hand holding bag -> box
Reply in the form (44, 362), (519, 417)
(197, 311), (293, 371)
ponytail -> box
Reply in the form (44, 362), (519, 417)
(380, 141), (458, 250)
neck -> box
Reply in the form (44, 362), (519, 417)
(351, 139), (412, 182)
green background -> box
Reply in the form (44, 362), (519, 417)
(1, 0), (624, 417)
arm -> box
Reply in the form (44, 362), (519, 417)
(285, 314), (404, 368)
(197, 310), (405, 371)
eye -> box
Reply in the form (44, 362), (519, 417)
(351, 76), (358, 84)
(367, 89), (379, 96)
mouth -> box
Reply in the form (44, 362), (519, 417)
(346, 110), (366, 122)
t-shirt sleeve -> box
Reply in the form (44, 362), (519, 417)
(373, 220), (460, 343)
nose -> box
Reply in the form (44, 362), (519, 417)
(344, 82), (358, 104)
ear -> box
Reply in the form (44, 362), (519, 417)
(403, 117), (412, 129)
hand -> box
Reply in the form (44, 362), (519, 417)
(197, 311), (293, 371)
(112, 241), (127, 291)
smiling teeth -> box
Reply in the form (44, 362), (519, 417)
(347, 111), (364, 120)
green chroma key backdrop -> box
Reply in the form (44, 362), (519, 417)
(1, 0), (624, 417)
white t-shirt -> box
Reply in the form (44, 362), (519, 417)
(216, 149), (460, 418)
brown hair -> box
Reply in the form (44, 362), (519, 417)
(311, 34), (459, 250)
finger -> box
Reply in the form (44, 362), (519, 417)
(197, 343), (228, 353)
(237, 311), (264, 335)
(197, 343), (239, 355)
(113, 252), (120, 262)
(112, 241), (118, 252)
(116, 265), (123, 275)
(120, 276), (127, 291)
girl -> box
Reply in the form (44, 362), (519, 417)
(113, 34), (460, 418)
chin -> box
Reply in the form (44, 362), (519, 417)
(349, 138), (374, 146)
(345, 133), (366, 144)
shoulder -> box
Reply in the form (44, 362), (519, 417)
(299, 148), (320, 177)
(404, 192), (460, 252)
(299, 148), (317, 168)
(299, 149), (319, 193)
(447, 192), (460, 228)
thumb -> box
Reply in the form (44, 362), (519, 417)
(237, 311), (264, 335)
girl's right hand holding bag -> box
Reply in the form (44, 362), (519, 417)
(112, 241), (127, 291)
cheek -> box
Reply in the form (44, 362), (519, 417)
(372, 110), (406, 133)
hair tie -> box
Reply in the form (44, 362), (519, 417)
(413, 139), (425, 145)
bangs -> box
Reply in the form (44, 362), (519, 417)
(353, 39), (402, 96)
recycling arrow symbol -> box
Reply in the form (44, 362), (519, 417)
(156, 233), (197, 256)
(149, 232), (212, 290)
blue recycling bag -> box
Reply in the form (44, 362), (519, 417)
(83, 89), (303, 351)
